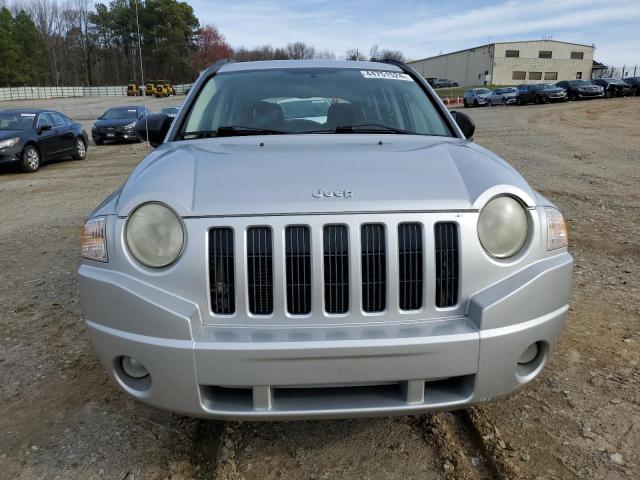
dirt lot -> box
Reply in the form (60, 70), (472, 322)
(0, 96), (638, 480)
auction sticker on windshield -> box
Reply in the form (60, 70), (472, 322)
(360, 70), (412, 81)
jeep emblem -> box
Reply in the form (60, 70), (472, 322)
(312, 189), (353, 198)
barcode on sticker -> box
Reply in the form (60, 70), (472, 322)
(360, 70), (413, 81)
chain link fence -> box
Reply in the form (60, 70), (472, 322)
(0, 84), (192, 102)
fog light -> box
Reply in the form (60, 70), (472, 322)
(518, 343), (539, 365)
(121, 356), (149, 378)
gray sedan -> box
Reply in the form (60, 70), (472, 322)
(463, 88), (491, 107)
(488, 87), (518, 105)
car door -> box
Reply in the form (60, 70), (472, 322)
(49, 112), (75, 154)
(493, 89), (502, 105)
(36, 113), (57, 159)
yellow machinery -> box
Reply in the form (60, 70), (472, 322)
(154, 82), (168, 98)
(145, 80), (156, 96)
(126, 81), (143, 96)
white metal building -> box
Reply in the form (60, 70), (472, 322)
(408, 40), (595, 87)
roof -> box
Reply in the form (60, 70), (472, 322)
(408, 39), (595, 63)
(0, 108), (47, 114)
(218, 59), (403, 73)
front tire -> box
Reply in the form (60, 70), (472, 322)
(20, 145), (40, 173)
(570, 92), (578, 101)
(72, 137), (87, 160)
(605, 89), (612, 99)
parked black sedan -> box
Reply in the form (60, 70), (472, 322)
(591, 78), (632, 98)
(92, 106), (150, 145)
(623, 77), (640, 96)
(555, 80), (604, 100)
(516, 83), (567, 105)
(0, 109), (88, 173)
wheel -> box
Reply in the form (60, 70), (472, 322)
(605, 90), (612, 98)
(463, 100), (469, 108)
(486, 99), (492, 106)
(534, 96), (541, 105)
(502, 98), (507, 106)
(517, 97), (524, 106)
(474, 99), (478, 107)
(20, 144), (40, 173)
(72, 137), (87, 160)
(570, 92), (578, 101)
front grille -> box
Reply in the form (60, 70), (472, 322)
(361, 224), (386, 312)
(207, 219), (462, 318)
(208, 228), (235, 314)
(398, 223), (423, 310)
(434, 223), (459, 308)
(247, 227), (273, 315)
(285, 226), (312, 315)
(323, 225), (349, 314)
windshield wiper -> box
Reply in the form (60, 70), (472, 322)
(332, 123), (414, 134)
(176, 125), (289, 139)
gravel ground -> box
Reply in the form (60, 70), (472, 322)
(0, 96), (638, 480)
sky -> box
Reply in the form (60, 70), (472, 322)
(190, 0), (640, 67)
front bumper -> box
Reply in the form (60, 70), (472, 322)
(92, 128), (139, 142)
(578, 91), (604, 98)
(80, 252), (573, 420)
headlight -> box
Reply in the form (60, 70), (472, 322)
(0, 137), (20, 149)
(125, 202), (185, 268)
(81, 216), (108, 262)
(545, 207), (568, 250)
(125, 121), (136, 129)
(478, 196), (529, 258)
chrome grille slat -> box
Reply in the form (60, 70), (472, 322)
(398, 223), (423, 311)
(247, 226), (274, 315)
(323, 225), (349, 314)
(285, 226), (312, 314)
(434, 222), (459, 308)
(209, 228), (235, 314)
(361, 224), (386, 312)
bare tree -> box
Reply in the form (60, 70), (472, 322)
(286, 41), (315, 60)
(345, 48), (366, 61)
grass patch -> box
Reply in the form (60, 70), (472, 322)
(434, 84), (511, 98)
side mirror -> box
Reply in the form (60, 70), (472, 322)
(37, 124), (52, 134)
(450, 111), (475, 140)
(136, 113), (171, 147)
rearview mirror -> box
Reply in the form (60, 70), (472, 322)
(136, 114), (172, 147)
(450, 111), (475, 140)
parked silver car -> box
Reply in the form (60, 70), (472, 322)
(463, 88), (491, 107)
(488, 87), (518, 105)
(79, 60), (572, 420)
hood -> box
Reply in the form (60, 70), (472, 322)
(0, 130), (26, 140)
(93, 118), (137, 128)
(544, 87), (564, 93)
(115, 135), (537, 217)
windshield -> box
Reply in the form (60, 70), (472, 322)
(542, 84), (559, 90)
(0, 112), (35, 130)
(474, 89), (490, 94)
(162, 107), (179, 115)
(102, 108), (138, 120)
(568, 80), (592, 86)
(178, 68), (451, 137)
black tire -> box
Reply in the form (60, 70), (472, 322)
(474, 99), (478, 107)
(20, 144), (40, 173)
(570, 92), (578, 101)
(72, 137), (87, 160)
(463, 100), (469, 108)
(502, 98), (507, 106)
(517, 97), (524, 106)
(605, 89), (612, 99)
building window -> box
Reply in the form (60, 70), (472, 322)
(478, 73), (481, 80)
(529, 71), (542, 80)
(576, 72), (582, 79)
(571, 51), (584, 60)
(512, 71), (526, 80)
(505, 50), (520, 58)
(544, 72), (558, 81)
(539, 51), (552, 59)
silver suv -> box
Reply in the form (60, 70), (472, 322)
(79, 60), (572, 420)
(463, 88), (491, 107)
